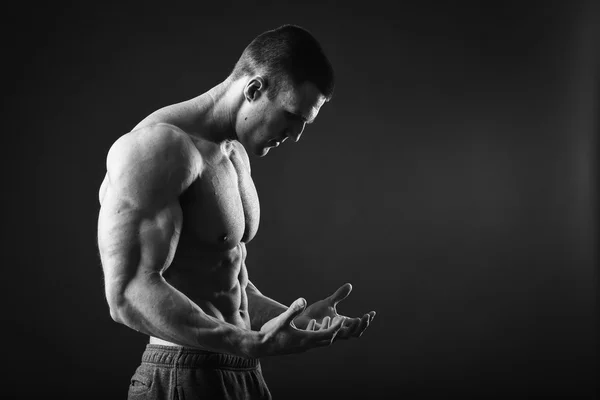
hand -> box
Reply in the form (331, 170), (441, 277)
(257, 298), (344, 357)
(293, 283), (376, 341)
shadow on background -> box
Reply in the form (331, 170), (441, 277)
(3, 1), (597, 399)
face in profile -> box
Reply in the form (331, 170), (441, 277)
(239, 79), (327, 157)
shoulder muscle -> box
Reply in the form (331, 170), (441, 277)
(106, 123), (201, 209)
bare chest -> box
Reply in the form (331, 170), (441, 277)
(178, 142), (260, 248)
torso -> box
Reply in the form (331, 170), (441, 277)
(161, 137), (260, 339)
(100, 119), (260, 347)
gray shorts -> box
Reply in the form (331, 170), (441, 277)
(127, 344), (272, 400)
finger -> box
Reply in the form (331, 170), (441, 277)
(284, 298), (307, 326)
(313, 322), (343, 347)
(328, 283), (353, 306)
(331, 317), (348, 340)
(356, 314), (371, 337)
(333, 315), (345, 327)
(307, 319), (316, 331)
(342, 317), (360, 337)
(348, 318), (362, 337)
(337, 317), (359, 339)
(321, 316), (331, 330)
(333, 326), (351, 341)
(368, 311), (376, 322)
(306, 319), (343, 342)
(329, 316), (345, 337)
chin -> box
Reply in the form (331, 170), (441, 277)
(256, 147), (270, 157)
(251, 141), (271, 157)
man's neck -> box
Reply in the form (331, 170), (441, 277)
(189, 77), (246, 144)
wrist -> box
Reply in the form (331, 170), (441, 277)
(240, 329), (265, 359)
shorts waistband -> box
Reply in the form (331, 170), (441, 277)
(141, 344), (259, 370)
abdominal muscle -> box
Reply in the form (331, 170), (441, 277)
(149, 239), (251, 347)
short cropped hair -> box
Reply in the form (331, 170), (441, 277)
(230, 24), (335, 100)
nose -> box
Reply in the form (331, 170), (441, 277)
(288, 122), (306, 143)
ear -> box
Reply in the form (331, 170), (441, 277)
(244, 76), (265, 102)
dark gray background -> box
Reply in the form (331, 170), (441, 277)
(4, 1), (597, 399)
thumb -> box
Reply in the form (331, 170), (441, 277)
(328, 283), (352, 306)
(284, 298), (306, 325)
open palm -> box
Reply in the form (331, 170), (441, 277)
(293, 283), (375, 340)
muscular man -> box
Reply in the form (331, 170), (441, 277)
(97, 25), (375, 399)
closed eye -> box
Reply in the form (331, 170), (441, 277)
(286, 111), (309, 124)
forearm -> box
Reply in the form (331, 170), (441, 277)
(111, 275), (261, 358)
(246, 280), (288, 330)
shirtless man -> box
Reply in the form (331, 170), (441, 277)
(97, 25), (375, 399)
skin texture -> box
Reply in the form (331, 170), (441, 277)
(97, 75), (375, 359)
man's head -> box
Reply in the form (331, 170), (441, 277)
(230, 25), (334, 156)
